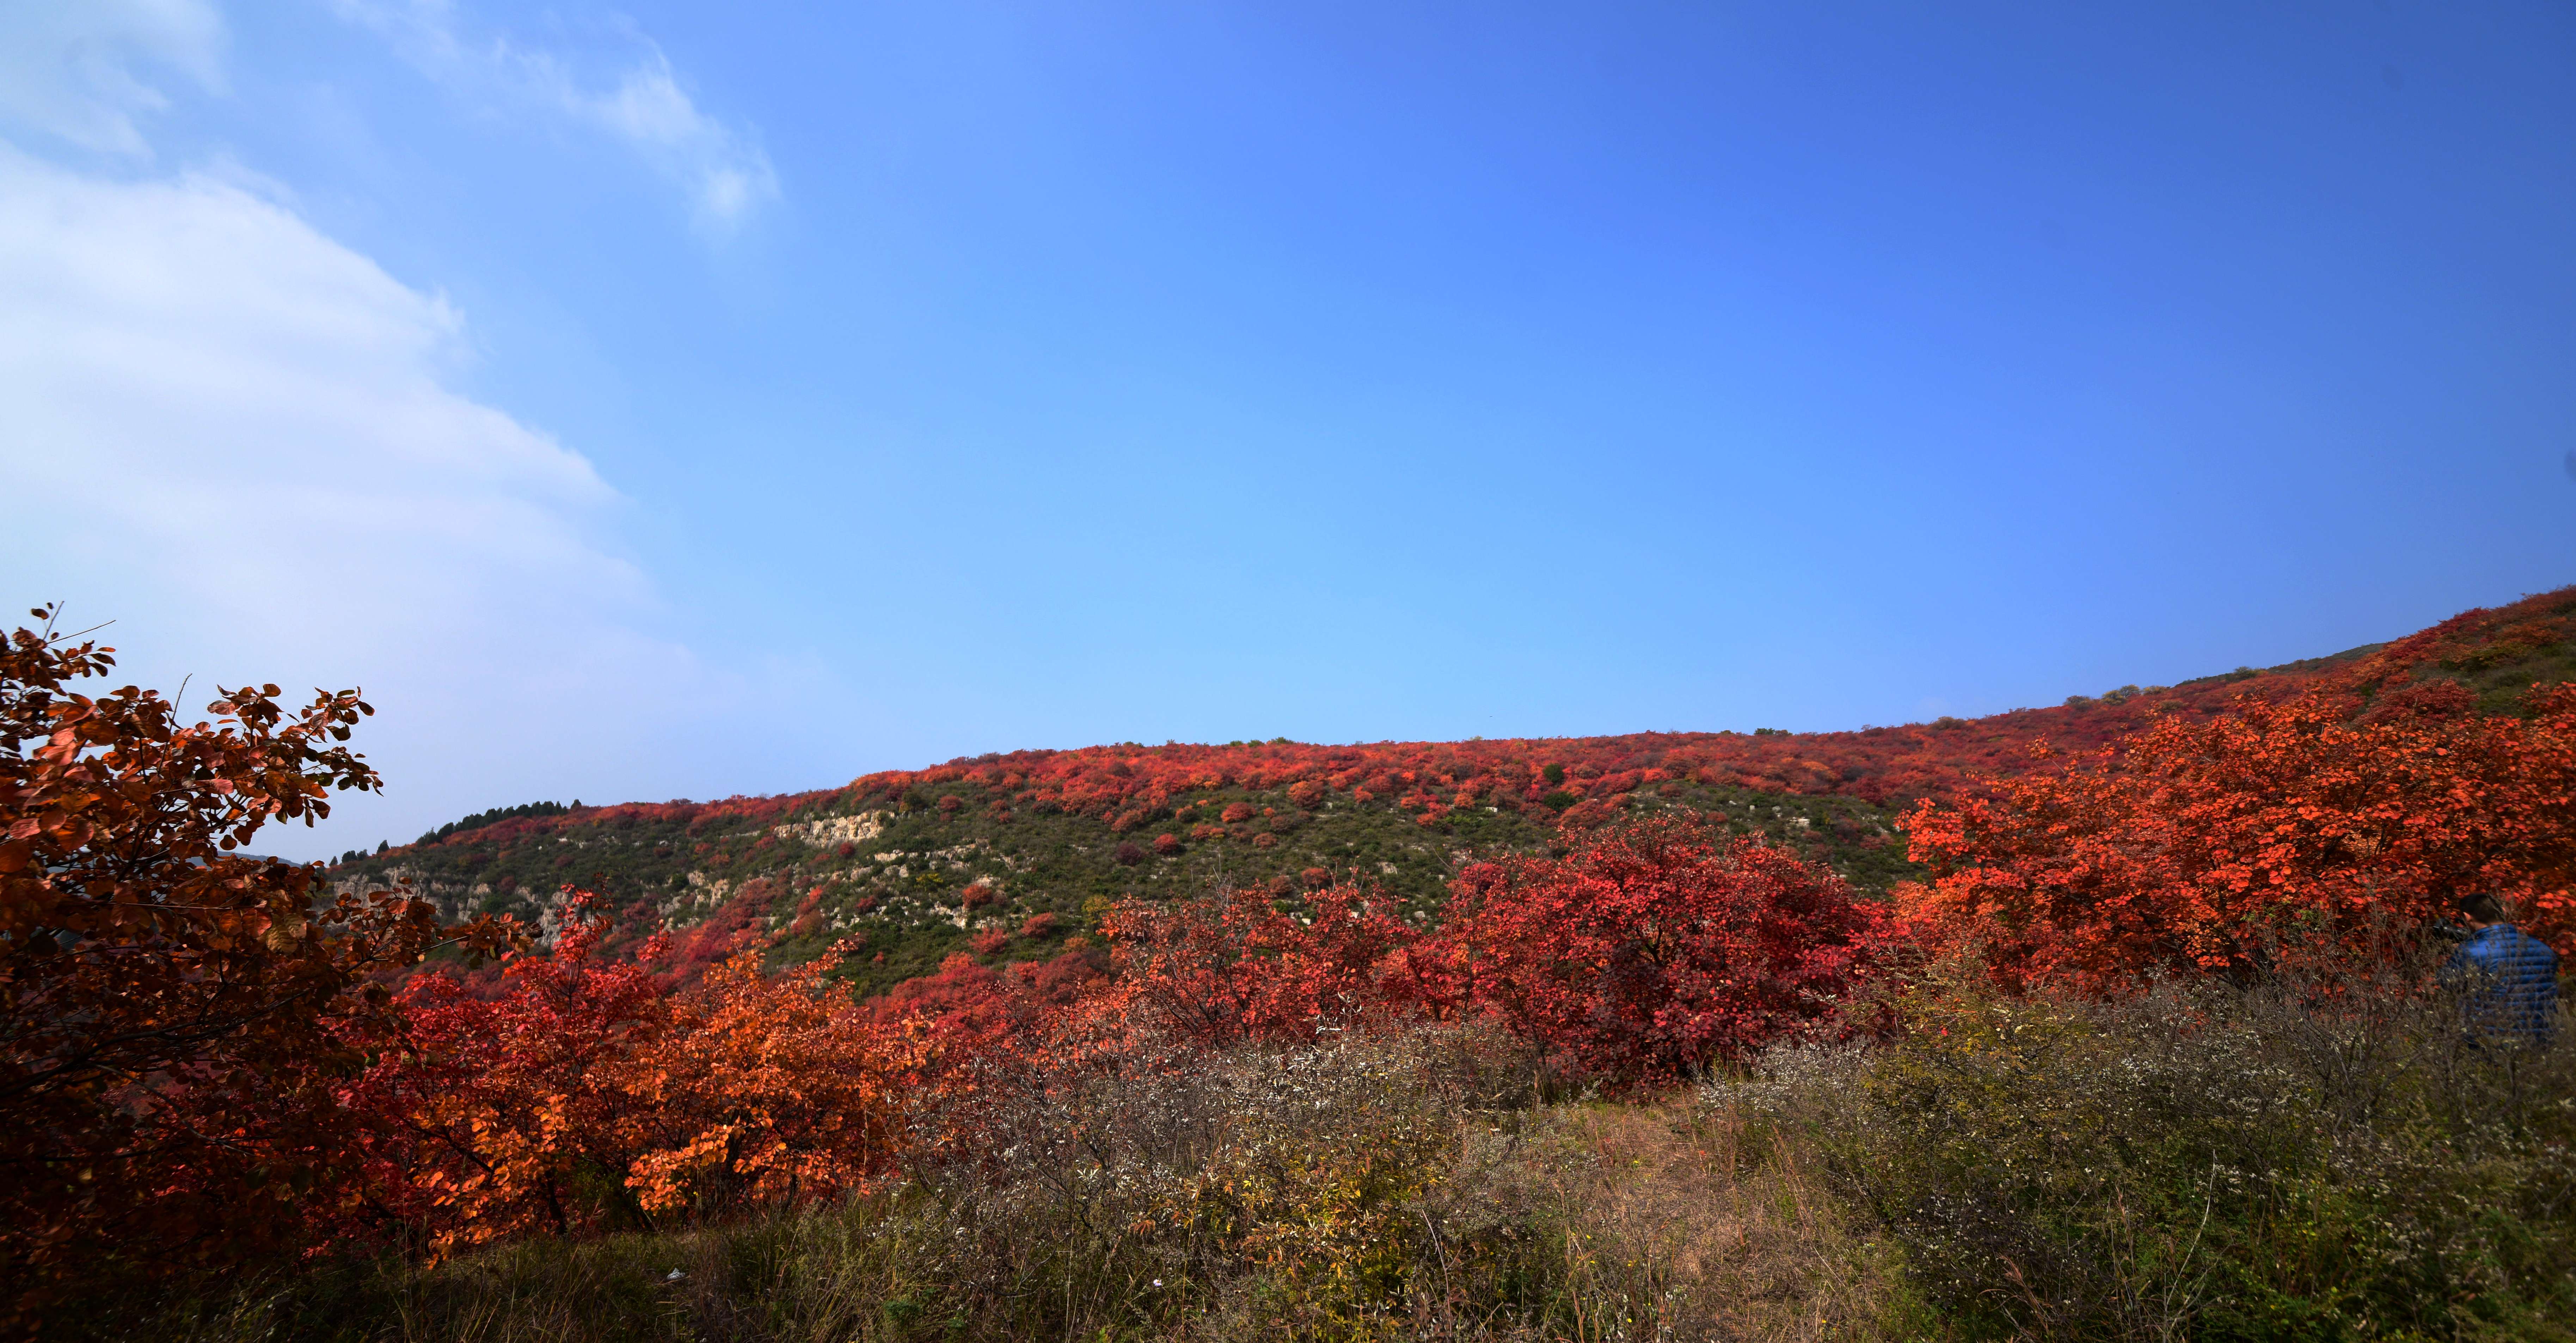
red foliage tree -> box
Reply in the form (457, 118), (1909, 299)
(1098, 885), (1431, 1047)
(0, 609), (513, 1316)
(1434, 820), (1894, 1084)
(1096, 820), (1889, 1087)
(339, 901), (924, 1258)
(1900, 685), (2576, 991)
(864, 948), (1108, 1056)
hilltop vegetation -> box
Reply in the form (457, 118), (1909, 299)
(7, 587), (2573, 1340)
(329, 586), (2576, 997)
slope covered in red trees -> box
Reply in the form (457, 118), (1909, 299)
(417, 588), (2569, 859)
(11, 589), (2574, 1317)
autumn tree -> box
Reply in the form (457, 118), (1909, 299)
(1435, 819), (1895, 1085)
(1095, 821), (1890, 1086)
(0, 607), (511, 1318)
(339, 901), (929, 1258)
(1900, 684), (2576, 992)
(1099, 885), (1429, 1047)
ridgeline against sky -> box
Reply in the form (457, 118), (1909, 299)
(2, 2), (2571, 858)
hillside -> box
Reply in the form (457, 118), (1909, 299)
(327, 585), (2576, 996)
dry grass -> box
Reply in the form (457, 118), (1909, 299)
(134, 1027), (1917, 1343)
(1444, 1100), (1908, 1342)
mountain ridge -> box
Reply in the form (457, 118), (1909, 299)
(326, 586), (2576, 995)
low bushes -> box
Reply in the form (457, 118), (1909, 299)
(117, 952), (2576, 1341)
(145, 1025), (1903, 1343)
(1734, 959), (2576, 1341)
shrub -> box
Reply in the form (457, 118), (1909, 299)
(1901, 684), (2576, 991)
(1742, 954), (2576, 1341)
(1098, 886), (1428, 1047)
(1440, 819), (1897, 1085)
(337, 913), (923, 1258)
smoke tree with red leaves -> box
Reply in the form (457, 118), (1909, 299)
(0, 608), (515, 1318)
(335, 899), (671, 1253)
(1899, 684), (2576, 991)
(863, 948), (1109, 1056)
(1098, 884), (1433, 1048)
(338, 897), (927, 1259)
(1091, 821), (1894, 1087)
(1434, 820), (1896, 1084)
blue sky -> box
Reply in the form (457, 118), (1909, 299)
(4, 1), (2572, 857)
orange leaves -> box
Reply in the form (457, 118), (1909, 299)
(1901, 683), (2576, 991)
(339, 906), (925, 1254)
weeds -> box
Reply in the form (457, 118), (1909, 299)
(1735, 959), (2576, 1341)
(128, 960), (2572, 1341)
(137, 1025), (1903, 1342)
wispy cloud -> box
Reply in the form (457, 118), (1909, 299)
(0, 145), (825, 856)
(0, 0), (226, 155)
(332, 0), (779, 235)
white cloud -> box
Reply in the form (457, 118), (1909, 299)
(0, 145), (805, 858)
(331, 0), (779, 234)
(0, 0), (225, 154)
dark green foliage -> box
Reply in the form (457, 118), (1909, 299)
(414, 800), (574, 847)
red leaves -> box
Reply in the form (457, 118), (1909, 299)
(336, 900), (925, 1258)
(1438, 820), (1895, 1083)
(0, 608), (518, 1317)
(1101, 884), (1429, 1048)
(1097, 819), (1893, 1087)
(1901, 683), (2576, 991)
(865, 947), (1108, 1055)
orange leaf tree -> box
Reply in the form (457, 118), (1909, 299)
(0, 606), (512, 1316)
(340, 900), (927, 1258)
(1899, 684), (2576, 991)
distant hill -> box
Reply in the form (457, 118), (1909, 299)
(328, 586), (2576, 996)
